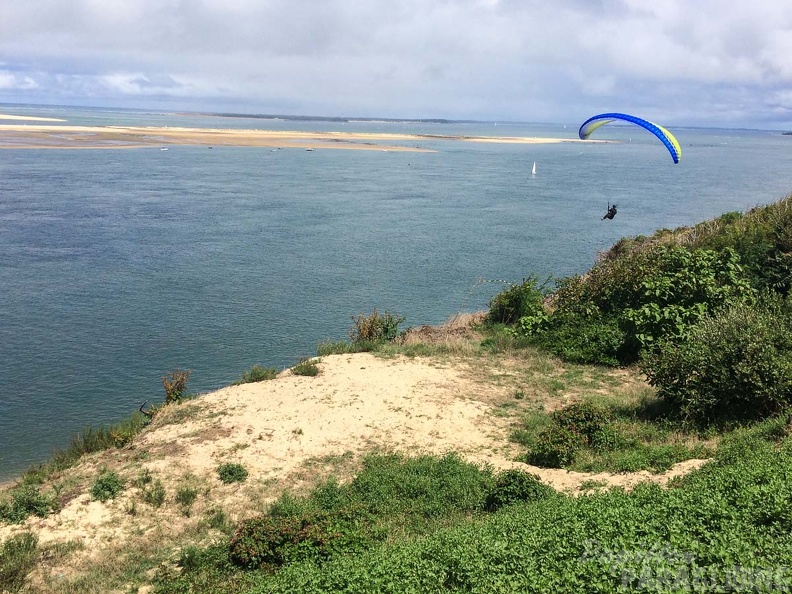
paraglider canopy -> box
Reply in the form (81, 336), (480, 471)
(578, 112), (682, 164)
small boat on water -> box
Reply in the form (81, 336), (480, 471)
(531, 161), (537, 176)
(160, 147), (169, 151)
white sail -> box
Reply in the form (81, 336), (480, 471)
(531, 161), (537, 175)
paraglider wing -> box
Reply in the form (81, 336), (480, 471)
(578, 112), (682, 164)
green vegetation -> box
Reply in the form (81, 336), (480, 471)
(489, 193), (792, 426)
(176, 486), (199, 516)
(90, 469), (124, 502)
(235, 364), (279, 384)
(292, 358), (320, 376)
(0, 484), (57, 524)
(162, 369), (191, 403)
(217, 463), (249, 484)
(0, 533), (38, 593)
(151, 426), (792, 593)
(350, 309), (406, 342)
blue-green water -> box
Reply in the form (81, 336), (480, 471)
(1, 105), (791, 480)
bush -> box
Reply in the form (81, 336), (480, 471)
(0, 485), (56, 524)
(484, 470), (555, 511)
(142, 479), (166, 508)
(535, 315), (628, 366)
(0, 533), (38, 593)
(642, 296), (792, 423)
(162, 369), (191, 403)
(292, 358), (320, 377)
(176, 487), (199, 516)
(487, 276), (548, 325)
(229, 513), (342, 569)
(91, 470), (124, 502)
(235, 364), (278, 384)
(524, 424), (581, 468)
(350, 309), (406, 342)
(217, 463), (248, 484)
(552, 401), (611, 442)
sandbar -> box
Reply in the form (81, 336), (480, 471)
(0, 119), (587, 151)
(0, 114), (66, 122)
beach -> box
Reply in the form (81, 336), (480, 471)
(0, 116), (584, 150)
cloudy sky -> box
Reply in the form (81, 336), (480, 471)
(1, 0), (791, 128)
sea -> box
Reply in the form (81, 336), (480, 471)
(1, 104), (791, 481)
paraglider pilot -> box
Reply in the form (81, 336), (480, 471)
(602, 203), (617, 220)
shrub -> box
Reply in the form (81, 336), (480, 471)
(91, 470), (124, 502)
(535, 315), (628, 366)
(0, 485), (56, 524)
(229, 513), (339, 568)
(162, 369), (191, 403)
(292, 358), (320, 377)
(235, 364), (278, 384)
(552, 401), (611, 443)
(217, 463), (248, 484)
(487, 276), (548, 325)
(524, 424), (581, 468)
(642, 296), (792, 423)
(142, 479), (166, 508)
(350, 309), (406, 342)
(484, 470), (555, 511)
(0, 533), (38, 593)
(176, 487), (199, 516)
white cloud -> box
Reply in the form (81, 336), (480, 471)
(1, 0), (791, 127)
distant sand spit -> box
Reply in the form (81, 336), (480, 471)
(0, 120), (585, 151)
(0, 114), (66, 122)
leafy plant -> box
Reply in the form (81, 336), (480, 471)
(0, 485), (56, 524)
(349, 309), (406, 342)
(484, 470), (555, 511)
(162, 369), (191, 404)
(0, 533), (38, 593)
(235, 364), (278, 384)
(523, 424), (581, 468)
(292, 358), (320, 377)
(91, 469), (124, 502)
(487, 276), (548, 325)
(217, 463), (248, 484)
(176, 487), (199, 516)
(642, 295), (792, 423)
(142, 479), (166, 508)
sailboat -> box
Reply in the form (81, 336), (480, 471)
(531, 161), (537, 176)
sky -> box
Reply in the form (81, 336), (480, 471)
(1, 0), (791, 129)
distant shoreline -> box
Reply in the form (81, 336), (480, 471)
(0, 118), (589, 151)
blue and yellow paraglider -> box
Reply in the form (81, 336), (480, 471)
(578, 113), (682, 164)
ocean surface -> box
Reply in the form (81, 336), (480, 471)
(1, 104), (791, 481)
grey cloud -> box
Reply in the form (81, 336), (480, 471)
(1, 0), (791, 128)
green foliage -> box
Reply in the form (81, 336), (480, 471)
(483, 470), (555, 511)
(142, 479), (166, 508)
(551, 401), (611, 441)
(642, 295), (792, 423)
(533, 315), (627, 366)
(0, 485), (57, 524)
(91, 469), (124, 502)
(350, 309), (406, 343)
(162, 369), (191, 404)
(20, 412), (149, 485)
(235, 364), (278, 384)
(487, 276), (548, 325)
(621, 246), (755, 350)
(292, 358), (320, 377)
(217, 463), (248, 484)
(0, 533), (38, 593)
(524, 424), (581, 468)
(250, 424), (792, 594)
(176, 486), (199, 516)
